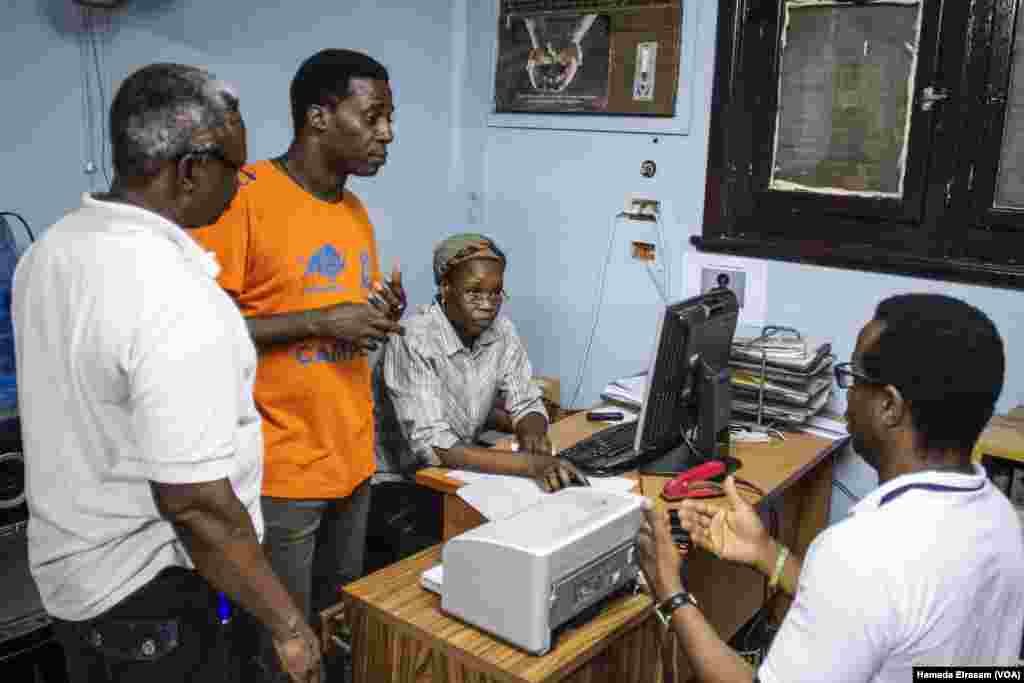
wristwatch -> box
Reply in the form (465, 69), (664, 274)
(654, 590), (698, 628)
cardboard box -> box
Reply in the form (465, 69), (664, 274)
(531, 376), (562, 421)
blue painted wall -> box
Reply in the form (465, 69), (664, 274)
(1, 0), (459, 301)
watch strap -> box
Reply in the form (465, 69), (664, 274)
(655, 590), (697, 627)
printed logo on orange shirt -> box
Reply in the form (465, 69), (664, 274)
(294, 340), (350, 366)
(304, 244), (345, 294)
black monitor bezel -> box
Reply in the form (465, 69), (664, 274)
(633, 288), (740, 469)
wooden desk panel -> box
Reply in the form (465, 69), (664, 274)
(973, 408), (1024, 465)
(340, 545), (665, 683)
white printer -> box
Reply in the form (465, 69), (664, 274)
(440, 487), (647, 655)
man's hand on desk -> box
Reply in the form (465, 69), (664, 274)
(676, 475), (776, 573)
(525, 453), (589, 492)
(515, 413), (591, 491)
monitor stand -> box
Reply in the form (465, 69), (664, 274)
(638, 442), (741, 478)
(637, 440), (704, 476)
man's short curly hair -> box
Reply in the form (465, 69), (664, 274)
(290, 49), (389, 135)
(863, 294), (1004, 452)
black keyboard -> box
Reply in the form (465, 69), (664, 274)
(559, 422), (642, 474)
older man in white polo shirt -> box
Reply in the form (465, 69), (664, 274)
(636, 293), (1024, 682)
(13, 64), (320, 683)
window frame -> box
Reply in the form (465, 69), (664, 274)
(696, 0), (1024, 289)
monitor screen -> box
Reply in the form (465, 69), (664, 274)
(633, 287), (739, 475)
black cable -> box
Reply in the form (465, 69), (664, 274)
(78, 17), (97, 186)
(569, 212), (621, 410)
(0, 212), (36, 243)
(97, 15), (112, 184)
(86, 8), (111, 185)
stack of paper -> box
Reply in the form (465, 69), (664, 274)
(420, 563), (444, 594)
(731, 334), (832, 373)
(731, 370), (831, 407)
(729, 334), (834, 427)
(797, 411), (849, 440)
(600, 372), (647, 409)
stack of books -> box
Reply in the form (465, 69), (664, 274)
(728, 332), (834, 428)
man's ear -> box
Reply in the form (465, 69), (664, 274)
(307, 105), (329, 133)
(224, 110), (244, 134)
(879, 385), (907, 429)
(176, 156), (197, 193)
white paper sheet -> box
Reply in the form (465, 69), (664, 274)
(455, 477), (545, 521)
(420, 563), (443, 594)
(450, 471), (638, 521)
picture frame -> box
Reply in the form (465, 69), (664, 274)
(493, 0), (682, 117)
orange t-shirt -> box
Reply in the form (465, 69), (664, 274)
(191, 159), (382, 499)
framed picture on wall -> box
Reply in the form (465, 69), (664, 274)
(493, 0), (681, 116)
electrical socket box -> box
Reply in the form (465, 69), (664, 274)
(624, 194), (660, 219)
(631, 241), (657, 261)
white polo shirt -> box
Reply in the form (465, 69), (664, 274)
(759, 464), (1024, 682)
(13, 194), (263, 622)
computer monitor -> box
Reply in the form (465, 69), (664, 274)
(633, 287), (740, 476)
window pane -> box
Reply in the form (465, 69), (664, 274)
(770, 1), (922, 197)
(995, 5), (1024, 209)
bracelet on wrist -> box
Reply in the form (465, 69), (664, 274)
(768, 542), (789, 593)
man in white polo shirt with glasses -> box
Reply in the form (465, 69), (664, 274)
(636, 293), (1024, 682)
(13, 64), (320, 682)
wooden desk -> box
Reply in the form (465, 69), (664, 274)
(973, 406), (1024, 466)
(333, 413), (839, 682)
(338, 545), (664, 683)
(418, 411), (836, 557)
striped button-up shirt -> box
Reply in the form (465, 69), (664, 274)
(374, 302), (546, 480)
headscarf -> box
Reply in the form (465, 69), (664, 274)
(432, 232), (506, 285)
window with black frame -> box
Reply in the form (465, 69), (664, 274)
(697, 0), (1024, 289)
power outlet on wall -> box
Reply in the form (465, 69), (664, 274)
(631, 241), (657, 261)
(624, 194), (660, 220)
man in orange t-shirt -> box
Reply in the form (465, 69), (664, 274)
(191, 49), (404, 679)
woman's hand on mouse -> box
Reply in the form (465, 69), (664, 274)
(526, 453), (589, 492)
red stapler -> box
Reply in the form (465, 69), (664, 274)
(661, 460), (727, 501)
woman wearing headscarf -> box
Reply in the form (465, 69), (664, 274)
(376, 233), (586, 492)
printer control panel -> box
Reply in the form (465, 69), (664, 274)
(548, 541), (639, 630)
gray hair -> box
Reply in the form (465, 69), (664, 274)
(110, 63), (239, 178)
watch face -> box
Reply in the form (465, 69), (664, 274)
(656, 591), (696, 627)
